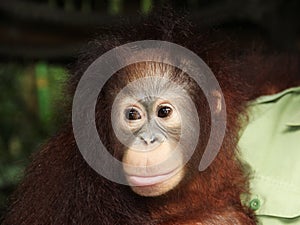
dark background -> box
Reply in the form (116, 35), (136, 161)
(0, 0), (300, 219)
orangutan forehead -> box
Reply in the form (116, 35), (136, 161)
(104, 61), (195, 102)
(116, 75), (188, 102)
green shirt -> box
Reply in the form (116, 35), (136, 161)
(239, 86), (300, 225)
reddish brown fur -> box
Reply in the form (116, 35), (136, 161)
(2, 11), (300, 225)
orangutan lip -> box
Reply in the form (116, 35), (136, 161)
(126, 167), (180, 187)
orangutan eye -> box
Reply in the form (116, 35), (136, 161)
(157, 106), (172, 118)
(125, 108), (142, 120)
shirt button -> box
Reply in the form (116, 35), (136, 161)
(249, 198), (261, 211)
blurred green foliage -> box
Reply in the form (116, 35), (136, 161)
(0, 63), (67, 216)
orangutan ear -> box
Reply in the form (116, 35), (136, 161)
(212, 90), (223, 114)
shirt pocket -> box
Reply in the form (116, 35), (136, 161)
(247, 175), (300, 219)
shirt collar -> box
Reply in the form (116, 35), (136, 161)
(252, 86), (300, 126)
